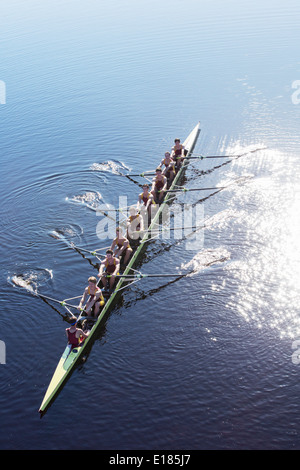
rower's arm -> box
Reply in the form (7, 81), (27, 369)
(98, 261), (106, 276)
(78, 289), (88, 309)
(145, 194), (153, 209)
(119, 239), (129, 254)
(113, 259), (120, 275)
(139, 216), (144, 231)
(85, 295), (97, 312)
(76, 328), (89, 339)
(162, 177), (168, 191)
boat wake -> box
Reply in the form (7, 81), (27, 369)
(90, 160), (131, 176)
(180, 248), (231, 276)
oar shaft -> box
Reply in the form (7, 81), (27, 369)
(131, 225), (203, 234)
(104, 273), (183, 279)
(126, 172), (156, 177)
(189, 155), (236, 159)
(165, 186), (225, 193)
(140, 273), (184, 278)
(34, 292), (77, 309)
(71, 243), (106, 258)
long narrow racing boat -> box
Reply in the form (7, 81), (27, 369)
(39, 122), (201, 415)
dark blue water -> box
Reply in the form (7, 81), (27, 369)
(1, 0), (300, 450)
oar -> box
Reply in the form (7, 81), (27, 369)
(125, 147), (267, 178)
(70, 242), (106, 258)
(126, 157), (241, 177)
(164, 175), (253, 195)
(189, 147), (267, 160)
(34, 290), (90, 322)
(130, 225), (204, 235)
(32, 292), (79, 309)
(105, 272), (188, 279)
(125, 171), (156, 178)
(164, 186), (226, 193)
(188, 155), (238, 159)
(125, 158), (234, 176)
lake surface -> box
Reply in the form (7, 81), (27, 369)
(1, 0), (300, 451)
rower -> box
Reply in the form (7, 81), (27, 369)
(151, 167), (167, 204)
(137, 184), (154, 213)
(127, 206), (144, 241)
(137, 184), (156, 225)
(66, 321), (90, 350)
(77, 276), (105, 318)
(98, 249), (120, 292)
(110, 226), (133, 265)
(159, 151), (176, 186)
(171, 138), (186, 171)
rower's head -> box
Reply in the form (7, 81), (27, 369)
(106, 249), (114, 259)
(116, 226), (123, 235)
(155, 167), (162, 174)
(129, 205), (137, 216)
(88, 276), (97, 287)
(142, 184), (149, 192)
(165, 152), (171, 159)
(174, 138), (180, 143)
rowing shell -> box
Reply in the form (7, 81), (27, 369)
(38, 122), (201, 415)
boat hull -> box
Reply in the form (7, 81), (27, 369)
(39, 122), (201, 415)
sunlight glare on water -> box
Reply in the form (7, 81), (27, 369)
(224, 148), (300, 339)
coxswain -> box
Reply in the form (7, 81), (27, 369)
(127, 206), (144, 241)
(110, 226), (133, 265)
(159, 151), (176, 186)
(171, 138), (186, 171)
(78, 276), (105, 318)
(151, 167), (167, 204)
(98, 249), (120, 291)
(66, 321), (90, 350)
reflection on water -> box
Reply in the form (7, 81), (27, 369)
(223, 148), (300, 339)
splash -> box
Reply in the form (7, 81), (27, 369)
(90, 160), (131, 175)
(11, 275), (36, 293)
(180, 247), (231, 276)
(66, 191), (103, 211)
(10, 268), (53, 293)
